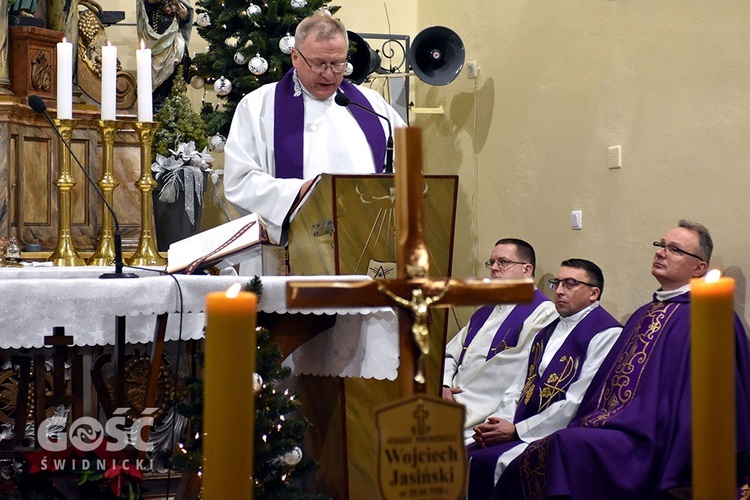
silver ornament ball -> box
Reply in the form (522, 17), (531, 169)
(248, 54), (268, 75)
(246, 3), (261, 16)
(253, 373), (263, 392)
(290, 0), (307, 8)
(189, 75), (205, 89)
(234, 52), (248, 65)
(209, 134), (226, 153)
(279, 34), (295, 55)
(283, 446), (303, 465)
(196, 12), (211, 27)
(344, 62), (353, 77)
(213, 76), (232, 96)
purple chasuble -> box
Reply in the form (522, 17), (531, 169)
(493, 292), (750, 500)
(457, 290), (550, 367)
(273, 70), (386, 178)
(466, 306), (620, 499)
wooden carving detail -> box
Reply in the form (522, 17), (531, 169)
(31, 51), (52, 92)
(77, 5), (137, 109)
(102, 355), (186, 424)
(0, 366), (28, 426)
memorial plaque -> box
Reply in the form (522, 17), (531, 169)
(376, 394), (467, 500)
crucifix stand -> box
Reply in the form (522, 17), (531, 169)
(287, 127), (533, 498)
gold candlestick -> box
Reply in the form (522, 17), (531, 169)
(88, 120), (120, 267)
(48, 118), (86, 266)
(129, 121), (166, 266)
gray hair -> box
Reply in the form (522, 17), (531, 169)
(294, 12), (348, 48)
(678, 219), (713, 264)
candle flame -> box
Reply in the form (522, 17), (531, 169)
(140, 39), (146, 50)
(225, 282), (243, 298)
(705, 269), (722, 283)
(106, 41), (112, 47)
(62, 37), (67, 43)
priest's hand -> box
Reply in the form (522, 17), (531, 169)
(472, 417), (517, 447)
(442, 386), (463, 401)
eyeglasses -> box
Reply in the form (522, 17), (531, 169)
(652, 241), (705, 262)
(296, 49), (348, 74)
(548, 278), (598, 290)
(485, 259), (527, 270)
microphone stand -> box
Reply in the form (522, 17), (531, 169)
(335, 91), (394, 173)
(29, 96), (137, 279)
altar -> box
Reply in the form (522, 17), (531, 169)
(0, 266), (398, 379)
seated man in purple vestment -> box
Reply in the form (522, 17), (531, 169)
(494, 220), (750, 500)
(443, 239), (557, 444)
(223, 12), (406, 249)
(466, 258), (623, 499)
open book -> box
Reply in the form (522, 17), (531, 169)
(166, 213), (268, 274)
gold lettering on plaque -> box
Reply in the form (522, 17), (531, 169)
(376, 395), (467, 499)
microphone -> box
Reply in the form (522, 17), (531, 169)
(335, 91), (394, 174)
(28, 95), (137, 279)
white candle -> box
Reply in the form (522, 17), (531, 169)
(136, 40), (153, 122)
(56, 38), (72, 120)
(101, 42), (117, 120)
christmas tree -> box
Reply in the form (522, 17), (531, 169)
(171, 277), (326, 499)
(190, 0), (341, 138)
(152, 71), (209, 158)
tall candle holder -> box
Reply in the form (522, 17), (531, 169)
(129, 121), (166, 266)
(48, 118), (86, 266)
(88, 120), (120, 266)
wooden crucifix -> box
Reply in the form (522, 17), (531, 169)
(287, 127), (534, 397)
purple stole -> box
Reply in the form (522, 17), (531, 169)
(457, 289), (550, 367)
(466, 306), (619, 500)
(273, 69), (386, 178)
(514, 306), (621, 423)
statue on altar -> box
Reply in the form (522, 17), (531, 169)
(7, 0), (44, 27)
(9, 0), (39, 18)
(136, 0), (194, 112)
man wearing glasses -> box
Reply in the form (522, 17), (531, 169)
(443, 238), (557, 444)
(466, 258), (622, 499)
(494, 220), (750, 499)
(223, 12), (405, 249)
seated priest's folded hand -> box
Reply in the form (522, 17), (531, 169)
(472, 417), (517, 448)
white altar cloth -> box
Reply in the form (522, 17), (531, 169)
(0, 267), (399, 380)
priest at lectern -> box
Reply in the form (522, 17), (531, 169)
(223, 11), (405, 275)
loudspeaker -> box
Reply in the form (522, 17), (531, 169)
(346, 31), (382, 84)
(409, 26), (465, 86)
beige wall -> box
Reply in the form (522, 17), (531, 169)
(406, 0), (750, 333)
(104, 1), (750, 334)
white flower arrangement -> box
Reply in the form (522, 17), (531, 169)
(151, 139), (215, 226)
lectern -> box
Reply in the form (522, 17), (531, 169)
(286, 174), (459, 499)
